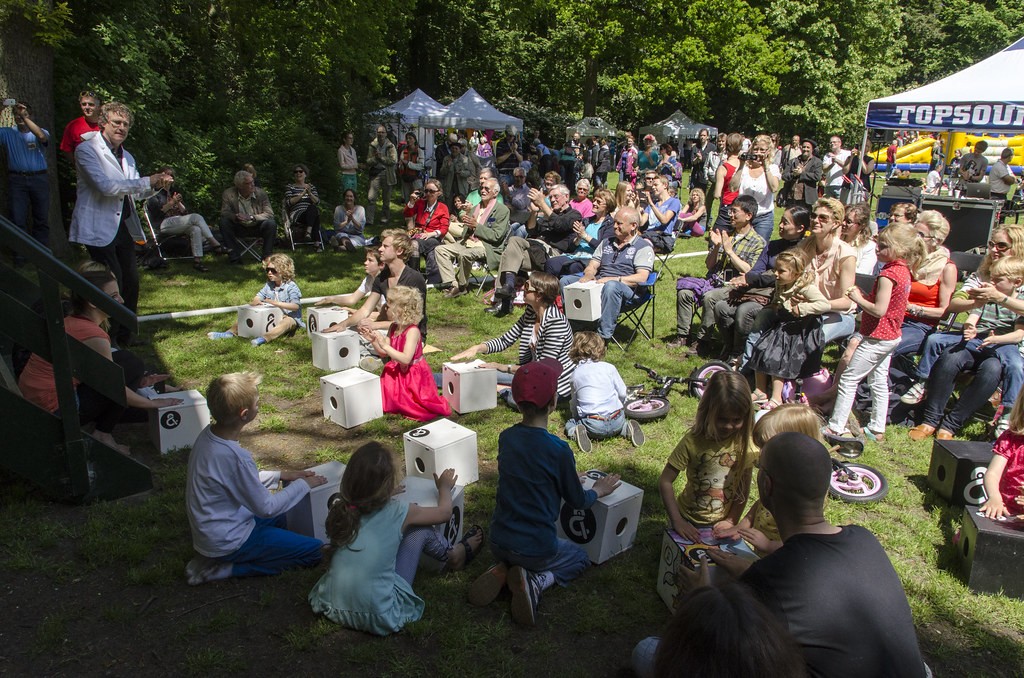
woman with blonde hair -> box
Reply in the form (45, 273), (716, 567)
(731, 134), (780, 241)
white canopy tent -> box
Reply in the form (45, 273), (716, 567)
(417, 88), (523, 132)
(639, 110), (717, 143)
(566, 116), (617, 139)
(865, 36), (1024, 133)
(367, 89), (447, 166)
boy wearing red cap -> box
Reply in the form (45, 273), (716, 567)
(468, 359), (621, 626)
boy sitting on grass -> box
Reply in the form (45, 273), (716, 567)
(207, 253), (304, 347)
(184, 372), (327, 585)
(468, 358), (621, 626)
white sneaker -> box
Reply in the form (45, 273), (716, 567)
(995, 415), (1011, 438)
(185, 556), (232, 586)
(900, 381), (927, 405)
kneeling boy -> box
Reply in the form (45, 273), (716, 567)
(468, 358), (621, 625)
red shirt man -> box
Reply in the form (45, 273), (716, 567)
(59, 90), (101, 161)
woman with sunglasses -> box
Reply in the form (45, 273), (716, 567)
(450, 272), (574, 408)
(403, 178), (450, 284)
(285, 164), (323, 252)
(839, 203), (877, 275)
(902, 224), (1024, 407)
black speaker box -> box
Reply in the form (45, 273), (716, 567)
(928, 440), (992, 508)
(958, 506), (1024, 599)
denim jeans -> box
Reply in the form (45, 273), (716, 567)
(565, 409), (627, 440)
(913, 331), (963, 380)
(751, 210), (774, 243)
(491, 538), (590, 587)
(893, 319), (935, 358)
(828, 336), (900, 434)
(920, 341), (1005, 433)
(219, 514), (323, 578)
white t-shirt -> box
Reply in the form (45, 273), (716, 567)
(925, 170), (942, 194)
(186, 427), (311, 557)
(988, 160), (1015, 194)
(572, 359), (627, 417)
(823, 149), (851, 187)
(738, 164), (781, 216)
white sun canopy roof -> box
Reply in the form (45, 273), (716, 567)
(865, 36), (1024, 132)
(417, 88), (523, 131)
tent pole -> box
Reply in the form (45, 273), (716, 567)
(859, 129), (872, 210)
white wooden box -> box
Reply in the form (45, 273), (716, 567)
(393, 475), (466, 571)
(655, 528), (758, 611)
(148, 389), (211, 454)
(284, 461), (347, 543)
(555, 469), (643, 564)
(307, 306), (349, 334)
(442, 361), (497, 414)
(320, 368), (383, 429)
(564, 281), (602, 322)
(237, 304), (279, 338)
(312, 330), (360, 372)
(403, 418), (479, 485)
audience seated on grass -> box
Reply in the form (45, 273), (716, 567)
(467, 359), (621, 626)
(184, 372), (328, 585)
(657, 371), (756, 544)
(309, 442), (483, 636)
(564, 331), (644, 453)
(328, 188), (367, 252)
(207, 254), (303, 347)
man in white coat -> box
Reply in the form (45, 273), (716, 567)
(70, 102), (172, 344)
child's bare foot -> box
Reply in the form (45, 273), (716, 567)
(446, 525), (484, 571)
(93, 430), (131, 456)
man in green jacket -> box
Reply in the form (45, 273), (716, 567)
(435, 177), (510, 298)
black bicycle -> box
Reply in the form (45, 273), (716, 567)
(625, 361), (732, 420)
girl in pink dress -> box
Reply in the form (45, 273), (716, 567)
(361, 285), (451, 422)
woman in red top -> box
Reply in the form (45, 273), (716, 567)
(403, 178), (450, 284)
(17, 266), (181, 455)
(712, 132), (744, 230)
(895, 211), (958, 358)
(824, 225), (927, 441)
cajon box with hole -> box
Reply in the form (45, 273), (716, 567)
(148, 389), (211, 454)
(928, 440), (992, 508)
(236, 304), (279, 338)
(564, 281), (602, 323)
(555, 470), (643, 564)
(307, 306), (349, 334)
(284, 461), (347, 542)
(957, 507), (1024, 599)
(393, 476), (466, 572)
(312, 330), (360, 372)
(320, 369), (383, 429)
(655, 528), (758, 611)
(441, 361), (497, 414)
(403, 418), (478, 485)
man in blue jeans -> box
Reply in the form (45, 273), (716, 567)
(559, 205), (654, 342)
(0, 102), (50, 255)
(468, 359), (621, 626)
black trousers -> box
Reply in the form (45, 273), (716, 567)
(77, 349), (145, 433)
(85, 220), (139, 344)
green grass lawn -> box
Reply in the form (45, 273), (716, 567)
(3, 181), (1023, 676)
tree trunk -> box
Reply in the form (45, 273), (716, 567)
(582, 57), (598, 117)
(0, 3), (70, 259)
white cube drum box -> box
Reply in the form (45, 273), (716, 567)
(564, 281), (602, 323)
(403, 418), (479, 485)
(307, 306), (349, 334)
(320, 369), (383, 429)
(148, 389), (211, 454)
(655, 528), (759, 611)
(312, 330), (360, 372)
(442, 361), (497, 414)
(284, 461), (347, 542)
(236, 304), (279, 338)
(555, 469), (643, 564)
(393, 475), (466, 572)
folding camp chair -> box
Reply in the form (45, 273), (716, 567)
(612, 271), (658, 350)
(282, 199), (324, 251)
(140, 204), (193, 261)
(650, 235), (679, 278)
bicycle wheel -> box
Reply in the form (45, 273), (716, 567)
(625, 396), (671, 421)
(828, 462), (889, 503)
(688, 360), (731, 398)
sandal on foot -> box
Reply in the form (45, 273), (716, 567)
(751, 390), (768, 404)
(455, 525), (484, 569)
(864, 428), (886, 443)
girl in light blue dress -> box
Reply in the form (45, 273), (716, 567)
(309, 442), (482, 636)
